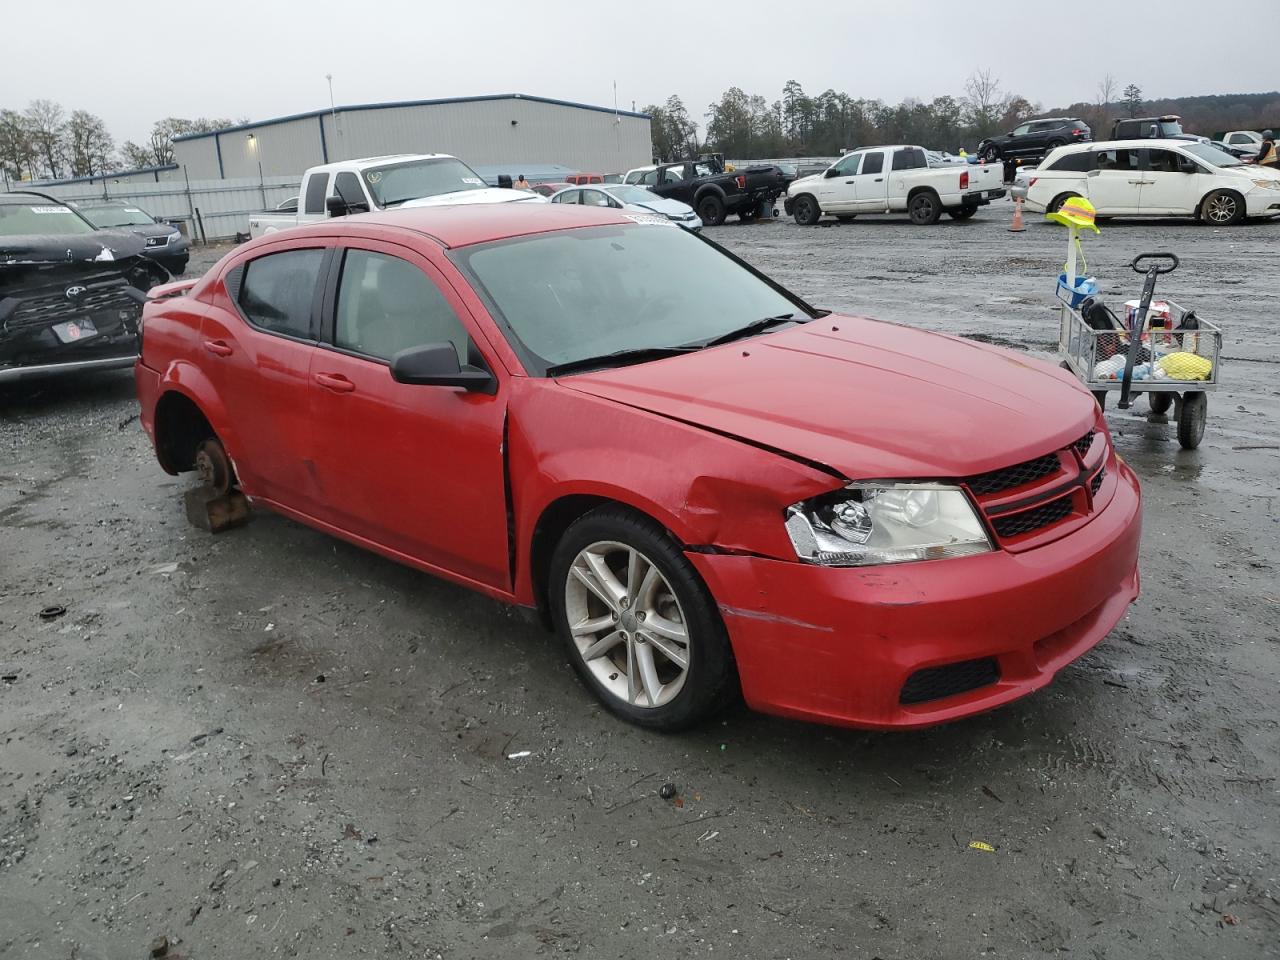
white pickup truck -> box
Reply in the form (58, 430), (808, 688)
(247, 153), (542, 239)
(785, 145), (1005, 225)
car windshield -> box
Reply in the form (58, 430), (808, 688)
(1181, 142), (1244, 168)
(363, 157), (489, 207)
(603, 185), (659, 204)
(454, 223), (808, 374)
(81, 205), (157, 227)
(0, 200), (96, 237)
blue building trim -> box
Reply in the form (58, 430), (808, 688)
(173, 93), (651, 143)
(318, 115), (329, 163)
(214, 133), (224, 178)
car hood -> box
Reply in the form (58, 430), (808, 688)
(628, 196), (695, 217)
(560, 316), (1097, 480)
(0, 228), (147, 266)
(401, 188), (548, 208)
(787, 173), (824, 195)
(1222, 163), (1280, 182)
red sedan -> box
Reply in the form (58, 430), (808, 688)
(135, 204), (1141, 731)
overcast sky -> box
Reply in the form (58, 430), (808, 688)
(3, 0), (1277, 146)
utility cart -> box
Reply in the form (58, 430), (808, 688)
(1055, 237), (1222, 450)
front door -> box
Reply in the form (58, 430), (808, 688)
(306, 241), (510, 591)
(813, 152), (862, 213)
(1137, 148), (1201, 214)
(1084, 147), (1143, 214)
(200, 242), (329, 509)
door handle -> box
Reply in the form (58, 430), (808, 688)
(844, 179), (856, 183)
(874, 177), (884, 182)
(314, 372), (355, 393)
(202, 340), (232, 357)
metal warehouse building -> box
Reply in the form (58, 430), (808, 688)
(172, 93), (652, 180)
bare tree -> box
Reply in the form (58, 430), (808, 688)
(24, 99), (67, 179)
(66, 110), (116, 177)
(1094, 73), (1117, 130)
(0, 109), (35, 181)
(964, 69), (1007, 137)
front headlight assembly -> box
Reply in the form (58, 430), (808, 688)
(785, 483), (992, 567)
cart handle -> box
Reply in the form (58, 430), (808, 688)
(1130, 252), (1179, 275)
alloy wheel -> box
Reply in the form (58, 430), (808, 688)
(1205, 194), (1237, 223)
(564, 540), (690, 709)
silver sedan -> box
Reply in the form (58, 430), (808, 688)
(549, 184), (702, 231)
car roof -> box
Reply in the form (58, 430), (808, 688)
(331, 202), (636, 248)
(304, 153), (454, 175)
(0, 191), (71, 207)
(1052, 138), (1199, 152)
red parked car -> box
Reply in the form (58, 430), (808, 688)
(135, 204), (1141, 731)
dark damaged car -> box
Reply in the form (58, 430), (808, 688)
(1, 192), (167, 385)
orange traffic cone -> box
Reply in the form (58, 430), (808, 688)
(1008, 197), (1026, 233)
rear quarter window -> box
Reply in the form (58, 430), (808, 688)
(1045, 151), (1092, 173)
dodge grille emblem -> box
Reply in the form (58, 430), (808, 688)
(65, 285), (87, 300)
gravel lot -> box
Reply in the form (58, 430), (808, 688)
(2, 203), (1278, 960)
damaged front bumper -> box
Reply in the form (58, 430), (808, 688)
(0, 273), (143, 384)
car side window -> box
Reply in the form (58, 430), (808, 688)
(659, 167), (685, 185)
(553, 190), (578, 205)
(1144, 149), (1179, 173)
(639, 169), (659, 186)
(891, 148), (926, 171)
(832, 153), (862, 176)
(238, 248), (324, 339)
(1045, 151), (1091, 172)
(581, 190), (612, 208)
(303, 174), (328, 215)
(1012, 124), (1030, 136)
(861, 151), (885, 175)
(332, 171), (364, 206)
(1093, 149), (1138, 171)
(334, 250), (469, 365)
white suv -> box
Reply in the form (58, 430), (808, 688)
(1024, 139), (1280, 225)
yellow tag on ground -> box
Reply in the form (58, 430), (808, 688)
(968, 841), (996, 852)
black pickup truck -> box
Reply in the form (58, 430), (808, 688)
(644, 159), (787, 225)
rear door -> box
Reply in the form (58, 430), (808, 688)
(851, 150), (889, 211)
(306, 240), (510, 589)
(1137, 148), (1202, 214)
(201, 241), (330, 509)
(1084, 147), (1142, 214)
(651, 164), (691, 202)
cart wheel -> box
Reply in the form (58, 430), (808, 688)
(1092, 390), (1108, 410)
(1148, 392), (1173, 415)
(1177, 392), (1207, 450)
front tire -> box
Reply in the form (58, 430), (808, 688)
(1200, 190), (1245, 225)
(549, 507), (737, 731)
(908, 190), (942, 225)
(696, 194), (726, 226)
(980, 145), (1001, 163)
(792, 194), (821, 226)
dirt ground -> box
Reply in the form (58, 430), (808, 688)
(2, 202), (1278, 960)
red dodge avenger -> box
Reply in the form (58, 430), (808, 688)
(136, 204), (1141, 731)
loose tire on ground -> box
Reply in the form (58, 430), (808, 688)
(1148, 392), (1173, 416)
(792, 194), (821, 226)
(908, 190), (942, 225)
(697, 194), (727, 227)
(1177, 392), (1208, 449)
(1200, 190), (1245, 226)
(549, 505), (738, 731)
(948, 205), (978, 220)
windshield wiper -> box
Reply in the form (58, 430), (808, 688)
(688, 313), (800, 349)
(546, 345), (699, 377)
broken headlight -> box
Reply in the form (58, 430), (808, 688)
(785, 484), (992, 566)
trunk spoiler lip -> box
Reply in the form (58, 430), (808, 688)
(127, 277), (198, 305)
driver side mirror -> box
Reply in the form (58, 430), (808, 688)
(823, 167), (840, 178)
(389, 342), (496, 394)
(326, 195), (368, 218)
(1178, 157), (1198, 174)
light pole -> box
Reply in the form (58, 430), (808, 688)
(326, 74), (339, 149)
